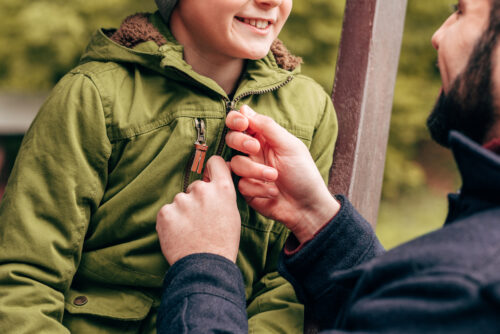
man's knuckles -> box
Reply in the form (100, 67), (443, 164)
(157, 204), (171, 221)
(226, 131), (253, 151)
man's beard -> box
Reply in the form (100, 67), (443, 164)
(426, 68), (495, 147)
(427, 20), (498, 147)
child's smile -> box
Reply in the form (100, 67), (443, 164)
(235, 16), (273, 32)
(170, 0), (292, 63)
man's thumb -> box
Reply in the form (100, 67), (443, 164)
(204, 156), (232, 183)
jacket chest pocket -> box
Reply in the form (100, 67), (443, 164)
(87, 113), (225, 256)
(104, 113), (225, 203)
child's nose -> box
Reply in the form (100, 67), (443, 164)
(254, 0), (283, 9)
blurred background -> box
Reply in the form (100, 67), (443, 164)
(0, 0), (459, 249)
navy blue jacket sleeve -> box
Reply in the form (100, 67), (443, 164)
(157, 253), (248, 334)
(279, 196), (500, 333)
(158, 195), (500, 333)
(278, 195), (385, 328)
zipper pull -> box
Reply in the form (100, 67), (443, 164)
(226, 99), (236, 114)
(191, 118), (208, 174)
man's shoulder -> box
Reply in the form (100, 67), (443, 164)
(377, 205), (500, 280)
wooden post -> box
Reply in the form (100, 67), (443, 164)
(329, 0), (408, 226)
(0, 145), (5, 200)
(305, 1), (407, 333)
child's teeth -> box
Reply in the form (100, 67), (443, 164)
(242, 18), (269, 29)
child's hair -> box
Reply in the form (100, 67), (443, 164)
(155, 0), (178, 22)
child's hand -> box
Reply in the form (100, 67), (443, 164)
(156, 156), (241, 265)
(225, 105), (340, 243)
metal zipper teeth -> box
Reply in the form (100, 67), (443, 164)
(183, 155), (194, 192)
(181, 75), (294, 191)
(215, 75), (294, 156)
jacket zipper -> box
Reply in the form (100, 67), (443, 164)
(183, 118), (206, 192)
(215, 75), (294, 156)
(191, 118), (208, 174)
(183, 75), (294, 191)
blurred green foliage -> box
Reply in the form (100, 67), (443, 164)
(0, 0), (461, 247)
(377, 189), (448, 249)
(385, 0), (457, 199)
(0, 0), (155, 90)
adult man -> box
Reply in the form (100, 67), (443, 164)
(156, 0), (500, 332)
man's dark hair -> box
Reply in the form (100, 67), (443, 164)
(427, 0), (500, 146)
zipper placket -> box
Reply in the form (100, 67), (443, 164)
(215, 75), (294, 156)
(182, 75), (294, 192)
(183, 118), (207, 192)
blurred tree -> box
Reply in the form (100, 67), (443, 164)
(0, 0), (155, 91)
(279, 0), (345, 91)
(385, 0), (459, 199)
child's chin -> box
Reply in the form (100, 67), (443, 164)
(243, 49), (271, 61)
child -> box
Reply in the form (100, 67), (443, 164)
(0, 0), (338, 332)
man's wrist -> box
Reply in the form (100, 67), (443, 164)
(293, 194), (341, 244)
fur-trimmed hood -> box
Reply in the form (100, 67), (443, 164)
(109, 13), (302, 71)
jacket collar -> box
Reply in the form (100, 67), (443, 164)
(445, 131), (500, 224)
(483, 138), (500, 155)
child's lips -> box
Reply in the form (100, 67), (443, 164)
(235, 16), (273, 30)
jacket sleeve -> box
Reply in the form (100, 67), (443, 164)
(309, 89), (338, 186)
(279, 201), (500, 334)
(157, 254), (248, 334)
(246, 93), (339, 333)
(0, 72), (111, 333)
(278, 196), (385, 329)
(317, 272), (500, 333)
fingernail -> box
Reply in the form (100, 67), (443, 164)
(242, 105), (256, 117)
(268, 187), (279, 197)
(232, 118), (243, 129)
(263, 168), (277, 181)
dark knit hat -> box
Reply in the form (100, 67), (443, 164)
(155, 0), (179, 22)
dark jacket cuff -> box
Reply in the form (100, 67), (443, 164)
(158, 253), (247, 333)
(278, 195), (385, 304)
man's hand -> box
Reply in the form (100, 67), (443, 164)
(156, 156), (241, 265)
(225, 105), (340, 243)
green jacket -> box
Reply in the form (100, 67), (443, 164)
(0, 13), (337, 333)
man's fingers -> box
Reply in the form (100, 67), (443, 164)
(226, 111), (249, 132)
(205, 156), (233, 184)
(239, 178), (279, 198)
(225, 131), (261, 155)
(240, 105), (296, 149)
(231, 155), (278, 181)
(186, 180), (202, 193)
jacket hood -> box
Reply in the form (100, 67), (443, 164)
(80, 12), (302, 73)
